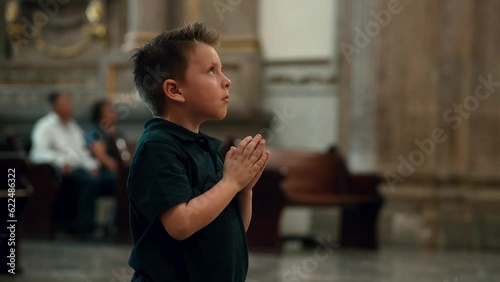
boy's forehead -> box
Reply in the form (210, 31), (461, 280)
(188, 43), (221, 65)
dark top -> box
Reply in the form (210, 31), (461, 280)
(127, 118), (248, 282)
(85, 124), (123, 196)
(85, 124), (122, 163)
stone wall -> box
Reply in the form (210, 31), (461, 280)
(339, 0), (500, 249)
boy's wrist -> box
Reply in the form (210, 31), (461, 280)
(220, 175), (243, 194)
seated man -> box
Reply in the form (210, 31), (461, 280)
(30, 92), (99, 239)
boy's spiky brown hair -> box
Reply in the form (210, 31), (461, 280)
(131, 22), (220, 117)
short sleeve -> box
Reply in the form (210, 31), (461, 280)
(128, 142), (193, 222)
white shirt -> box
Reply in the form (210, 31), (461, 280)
(30, 112), (98, 171)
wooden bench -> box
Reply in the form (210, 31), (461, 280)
(247, 146), (383, 252)
(0, 151), (34, 273)
(2, 133), (133, 242)
(1, 135), (59, 239)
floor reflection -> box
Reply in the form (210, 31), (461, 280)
(7, 239), (500, 282)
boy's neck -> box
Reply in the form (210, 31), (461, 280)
(159, 114), (201, 133)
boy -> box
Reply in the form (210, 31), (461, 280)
(127, 22), (270, 281)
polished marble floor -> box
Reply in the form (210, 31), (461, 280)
(5, 239), (500, 282)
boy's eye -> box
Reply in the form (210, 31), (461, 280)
(208, 67), (215, 74)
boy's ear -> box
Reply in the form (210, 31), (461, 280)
(162, 79), (185, 103)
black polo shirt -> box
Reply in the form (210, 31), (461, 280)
(127, 118), (248, 282)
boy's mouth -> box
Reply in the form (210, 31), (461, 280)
(222, 95), (229, 102)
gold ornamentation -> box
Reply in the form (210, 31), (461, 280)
(5, 0), (25, 49)
(5, 0), (20, 24)
(5, 0), (108, 58)
(86, 0), (105, 24)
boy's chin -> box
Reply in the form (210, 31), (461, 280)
(214, 113), (227, 120)
(215, 110), (228, 120)
(206, 112), (227, 121)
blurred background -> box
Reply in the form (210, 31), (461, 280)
(1, 0), (499, 281)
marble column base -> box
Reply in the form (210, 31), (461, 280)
(379, 181), (500, 250)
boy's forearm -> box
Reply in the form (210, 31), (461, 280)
(160, 177), (241, 240)
(238, 191), (252, 232)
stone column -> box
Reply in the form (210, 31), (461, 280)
(122, 0), (169, 51)
(339, 0), (500, 250)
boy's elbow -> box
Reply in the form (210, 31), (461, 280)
(166, 225), (193, 241)
(160, 205), (194, 241)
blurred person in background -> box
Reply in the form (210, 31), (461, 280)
(85, 99), (128, 235)
(86, 99), (124, 194)
(30, 92), (100, 239)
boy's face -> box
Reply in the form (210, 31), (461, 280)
(178, 43), (231, 122)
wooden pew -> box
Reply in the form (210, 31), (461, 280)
(1, 135), (59, 239)
(0, 151), (33, 273)
(247, 146), (383, 252)
(2, 133), (134, 242)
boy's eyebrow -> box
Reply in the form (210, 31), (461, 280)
(207, 61), (223, 68)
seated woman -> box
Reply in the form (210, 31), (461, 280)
(85, 99), (126, 235)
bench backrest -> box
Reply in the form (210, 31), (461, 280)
(266, 147), (352, 196)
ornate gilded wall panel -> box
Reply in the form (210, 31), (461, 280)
(0, 0), (127, 135)
(0, 67), (100, 118)
(5, 0), (108, 59)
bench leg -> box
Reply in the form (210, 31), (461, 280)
(246, 171), (286, 253)
(247, 205), (284, 253)
(340, 201), (382, 249)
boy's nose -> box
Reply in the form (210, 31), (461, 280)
(222, 75), (231, 89)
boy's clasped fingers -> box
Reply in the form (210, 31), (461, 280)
(240, 134), (262, 159)
(250, 139), (265, 163)
(253, 150), (269, 169)
(236, 136), (253, 155)
(223, 134), (270, 190)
